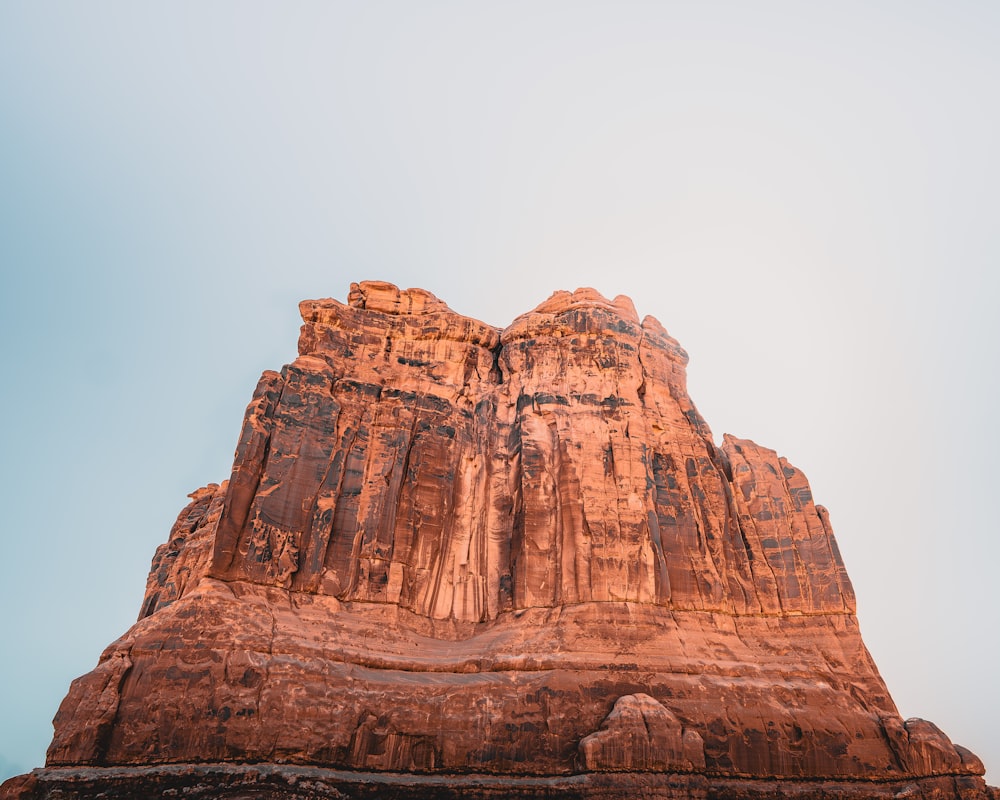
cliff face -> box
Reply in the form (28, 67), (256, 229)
(165, 282), (856, 622)
(5, 282), (993, 800)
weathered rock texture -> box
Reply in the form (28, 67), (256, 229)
(3, 282), (994, 800)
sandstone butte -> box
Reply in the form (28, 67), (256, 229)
(3, 281), (995, 800)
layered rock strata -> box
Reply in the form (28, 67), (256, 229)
(3, 282), (993, 800)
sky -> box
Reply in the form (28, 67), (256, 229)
(1, 0), (998, 785)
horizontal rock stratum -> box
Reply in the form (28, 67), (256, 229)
(4, 282), (995, 800)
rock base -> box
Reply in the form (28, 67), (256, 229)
(3, 765), (998, 800)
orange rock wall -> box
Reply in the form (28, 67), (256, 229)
(34, 282), (989, 796)
(206, 282), (855, 621)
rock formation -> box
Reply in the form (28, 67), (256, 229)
(3, 281), (995, 800)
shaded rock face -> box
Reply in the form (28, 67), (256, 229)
(7, 281), (993, 800)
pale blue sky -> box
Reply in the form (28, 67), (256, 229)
(1, 1), (998, 783)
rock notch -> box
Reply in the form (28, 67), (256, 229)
(3, 281), (994, 800)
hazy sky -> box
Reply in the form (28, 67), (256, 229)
(1, 1), (997, 784)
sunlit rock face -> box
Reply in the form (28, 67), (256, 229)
(5, 281), (994, 800)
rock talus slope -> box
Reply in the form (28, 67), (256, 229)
(4, 282), (995, 800)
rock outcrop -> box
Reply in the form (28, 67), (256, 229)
(577, 694), (706, 772)
(3, 282), (994, 800)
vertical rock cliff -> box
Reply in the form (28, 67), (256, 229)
(4, 282), (993, 800)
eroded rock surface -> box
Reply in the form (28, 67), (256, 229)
(3, 282), (993, 800)
(577, 694), (706, 772)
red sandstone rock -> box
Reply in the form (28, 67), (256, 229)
(3, 282), (994, 800)
(577, 694), (706, 772)
(140, 483), (227, 618)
